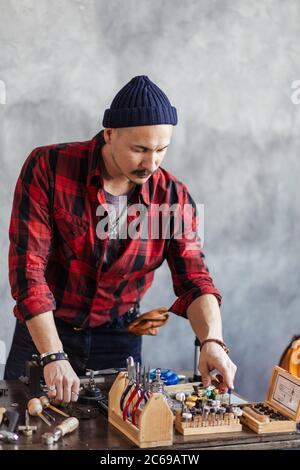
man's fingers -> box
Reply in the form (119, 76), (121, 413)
(217, 363), (236, 390)
(71, 381), (80, 403)
(63, 378), (72, 404)
(199, 361), (211, 388)
(147, 327), (158, 336)
(44, 362), (80, 404)
(53, 379), (63, 403)
(140, 320), (165, 331)
(153, 307), (169, 314)
(47, 385), (57, 400)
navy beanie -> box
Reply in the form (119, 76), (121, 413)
(102, 75), (178, 128)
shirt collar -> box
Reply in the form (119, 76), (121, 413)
(87, 129), (150, 206)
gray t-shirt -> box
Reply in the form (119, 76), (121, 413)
(101, 185), (136, 270)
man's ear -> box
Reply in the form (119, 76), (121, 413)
(103, 128), (114, 144)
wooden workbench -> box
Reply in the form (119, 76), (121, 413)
(1, 380), (300, 451)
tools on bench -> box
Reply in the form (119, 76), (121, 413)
(18, 410), (37, 436)
(39, 395), (69, 418)
(27, 398), (52, 426)
(27, 395), (71, 425)
(78, 369), (105, 405)
(108, 356), (174, 448)
(173, 383), (243, 435)
(240, 366), (300, 434)
(42, 417), (79, 446)
(24, 396), (79, 445)
(0, 408), (19, 443)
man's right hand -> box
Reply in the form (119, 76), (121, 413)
(43, 360), (80, 404)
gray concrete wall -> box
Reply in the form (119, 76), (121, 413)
(1, 0), (300, 400)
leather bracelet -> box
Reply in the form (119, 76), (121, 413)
(39, 351), (69, 368)
(39, 350), (64, 360)
(200, 338), (229, 354)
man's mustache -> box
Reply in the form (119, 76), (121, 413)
(132, 171), (152, 176)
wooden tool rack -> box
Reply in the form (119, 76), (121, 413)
(108, 371), (174, 448)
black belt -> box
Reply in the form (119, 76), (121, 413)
(56, 304), (140, 332)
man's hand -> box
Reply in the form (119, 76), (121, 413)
(199, 342), (237, 390)
(43, 360), (80, 404)
(127, 307), (169, 336)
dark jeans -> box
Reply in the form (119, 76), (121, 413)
(4, 308), (142, 379)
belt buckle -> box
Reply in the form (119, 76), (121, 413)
(126, 306), (139, 323)
(73, 326), (84, 331)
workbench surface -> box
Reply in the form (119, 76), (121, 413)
(1, 380), (300, 450)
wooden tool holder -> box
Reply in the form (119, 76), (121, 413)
(108, 371), (174, 448)
(175, 410), (242, 436)
(240, 366), (300, 434)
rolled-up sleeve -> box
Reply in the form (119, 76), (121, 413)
(8, 148), (56, 321)
(166, 185), (221, 318)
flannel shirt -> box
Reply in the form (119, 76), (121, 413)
(8, 130), (221, 327)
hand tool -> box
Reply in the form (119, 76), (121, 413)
(40, 395), (69, 418)
(122, 386), (140, 421)
(228, 388), (233, 405)
(78, 369), (106, 405)
(18, 410), (37, 436)
(131, 368), (151, 426)
(42, 417), (79, 445)
(0, 409), (19, 443)
(42, 408), (56, 422)
(120, 357), (136, 411)
(0, 407), (6, 425)
(193, 337), (201, 381)
(150, 368), (165, 393)
(27, 398), (51, 426)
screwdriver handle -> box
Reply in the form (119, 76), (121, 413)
(56, 417), (79, 436)
(0, 407), (6, 425)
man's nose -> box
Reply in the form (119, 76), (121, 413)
(142, 153), (158, 173)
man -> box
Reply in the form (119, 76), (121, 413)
(5, 75), (236, 403)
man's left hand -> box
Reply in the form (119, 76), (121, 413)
(199, 341), (237, 390)
(127, 307), (169, 336)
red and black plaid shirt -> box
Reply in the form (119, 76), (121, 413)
(8, 130), (221, 328)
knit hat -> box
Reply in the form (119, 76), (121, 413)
(102, 75), (178, 128)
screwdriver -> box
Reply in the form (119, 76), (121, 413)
(27, 398), (51, 426)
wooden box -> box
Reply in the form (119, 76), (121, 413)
(240, 366), (300, 434)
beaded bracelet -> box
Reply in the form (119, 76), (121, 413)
(200, 338), (229, 354)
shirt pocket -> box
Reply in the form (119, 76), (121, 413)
(53, 206), (89, 261)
